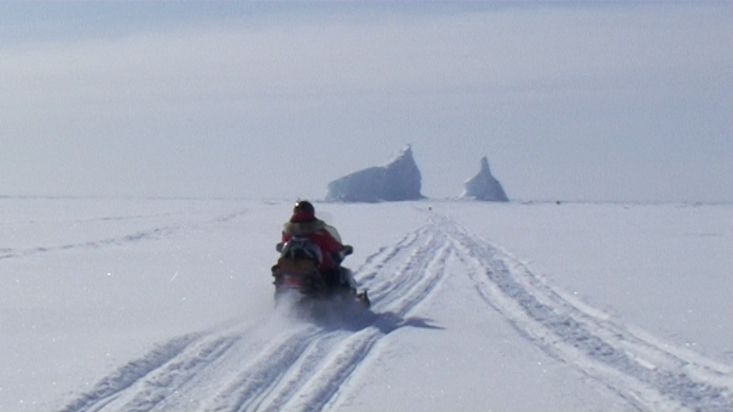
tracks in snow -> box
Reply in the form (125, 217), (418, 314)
(0, 208), (250, 261)
(59, 214), (732, 412)
(59, 224), (451, 412)
(0, 225), (179, 261)
(438, 214), (732, 412)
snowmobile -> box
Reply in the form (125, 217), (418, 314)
(272, 237), (370, 310)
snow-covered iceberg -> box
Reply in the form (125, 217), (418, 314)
(460, 156), (509, 201)
(326, 145), (424, 202)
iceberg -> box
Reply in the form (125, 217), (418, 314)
(326, 145), (424, 202)
(460, 156), (509, 201)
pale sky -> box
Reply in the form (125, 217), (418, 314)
(1, 2), (731, 203)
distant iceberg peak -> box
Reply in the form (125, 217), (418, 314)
(386, 144), (414, 165)
(479, 156), (491, 174)
(461, 156), (508, 202)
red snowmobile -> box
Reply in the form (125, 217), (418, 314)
(272, 237), (370, 309)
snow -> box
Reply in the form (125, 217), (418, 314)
(1, 198), (731, 411)
(326, 146), (423, 202)
(460, 156), (509, 201)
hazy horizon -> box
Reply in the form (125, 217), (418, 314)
(1, 2), (731, 203)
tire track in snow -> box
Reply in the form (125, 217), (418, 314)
(59, 333), (203, 412)
(2, 206), (247, 261)
(439, 215), (732, 412)
(246, 332), (343, 412)
(275, 233), (451, 412)
(58, 223), (450, 412)
(58, 319), (275, 412)
(214, 209), (249, 223)
(201, 327), (326, 412)
(99, 334), (242, 412)
(0, 225), (180, 261)
(206, 225), (450, 412)
(351, 225), (427, 288)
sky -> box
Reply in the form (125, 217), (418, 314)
(0, 1), (731, 203)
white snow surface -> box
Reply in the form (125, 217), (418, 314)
(1, 198), (731, 412)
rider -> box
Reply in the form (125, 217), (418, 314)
(280, 200), (352, 288)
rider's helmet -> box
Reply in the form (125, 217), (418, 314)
(291, 200), (316, 223)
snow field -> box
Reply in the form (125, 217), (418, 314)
(1, 199), (730, 411)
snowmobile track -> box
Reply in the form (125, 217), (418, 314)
(0, 224), (180, 261)
(436, 215), (732, 412)
(59, 223), (450, 412)
(59, 214), (730, 412)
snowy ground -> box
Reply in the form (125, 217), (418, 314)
(1, 198), (730, 412)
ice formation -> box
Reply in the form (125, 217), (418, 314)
(460, 156), (509, 201)
(326, 145), (424, 202)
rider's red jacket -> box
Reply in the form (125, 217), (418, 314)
(281, 218), (343, 273)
